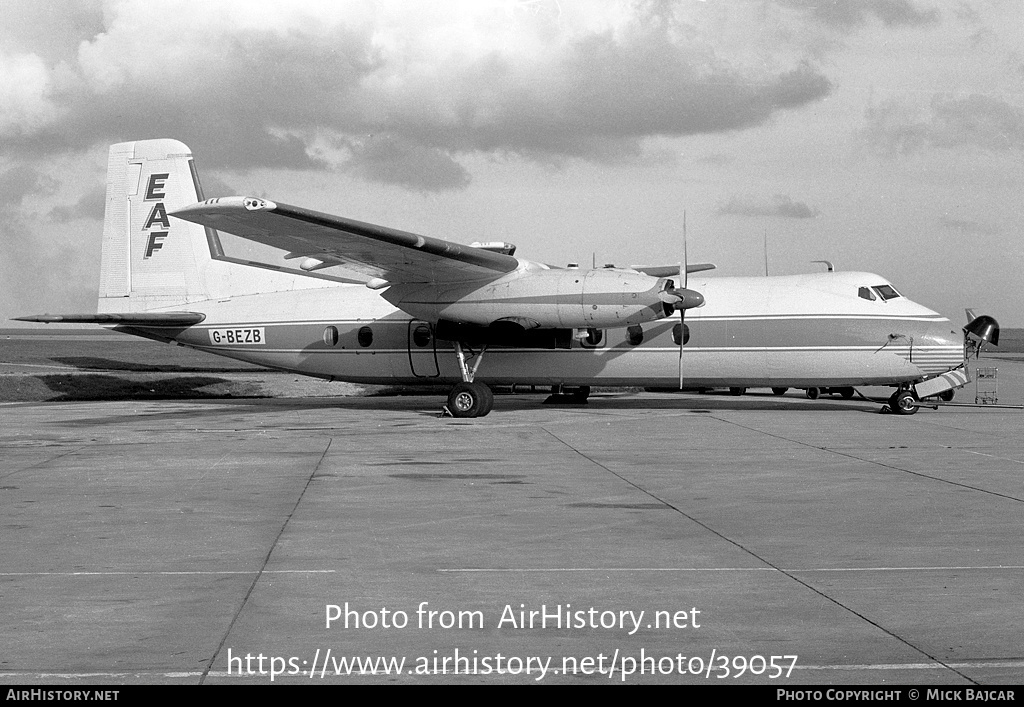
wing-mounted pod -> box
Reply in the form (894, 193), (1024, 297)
(964, 312), (999, 359)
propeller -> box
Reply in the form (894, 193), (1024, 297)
(666, 212), (704, 389)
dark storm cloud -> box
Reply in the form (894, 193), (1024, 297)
(717, 194), (820, 219)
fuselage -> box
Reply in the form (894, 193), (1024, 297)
(145, 271), (963, 389)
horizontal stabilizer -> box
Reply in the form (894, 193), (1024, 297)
(631, 263), (716, 277)
(13, 312), (205, 326)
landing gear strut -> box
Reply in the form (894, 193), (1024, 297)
(445, 342), (493, 418)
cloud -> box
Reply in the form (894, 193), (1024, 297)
(0, 0), (833, 190)
(0, 165), (58, 209)
(717, 194), (820, 219)
(939, 215), (999, 237)
(863, 94), (1024, 153)
(782, 0), (940, 29)
(48, 185), (106, 222)
(340, 135), (471, 192)
(0, 169), (95, 319)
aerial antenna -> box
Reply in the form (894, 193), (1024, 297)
(811, 260), (834, 272)
(763, 229), (769, 276)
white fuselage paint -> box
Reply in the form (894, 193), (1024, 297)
(153, 271), (964, 389)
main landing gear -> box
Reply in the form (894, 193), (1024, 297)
(445, 342), (494, 418)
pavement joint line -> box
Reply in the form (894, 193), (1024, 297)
(438, 565), (1024, 573)
(714, 416), (1024, 504)
(4, 660), (1023, 680)
(961, 449), (1024, 464)
(539, 424), (980, 686)
(0, 570), (336, 576)
(199, 437), (334, 685)
(0, 447), (86, 482)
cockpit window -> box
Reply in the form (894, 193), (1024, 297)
(872, 284), (901, 301)
(858, 287), (876, 301)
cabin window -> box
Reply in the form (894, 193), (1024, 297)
(413, 324), (432, 347)
(627, 325), (644, 346)
(358, 326), (373, 347)
(580, 328), (604, 348)
(323, 326), (339, 346)
(672, 323), (690, 346)
(873, 284), (901, 301)
(858, 287), (876, 301)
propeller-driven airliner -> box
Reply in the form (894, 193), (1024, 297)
(16, 139), (999, 417)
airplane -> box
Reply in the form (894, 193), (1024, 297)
(15, 139), (1000, 418)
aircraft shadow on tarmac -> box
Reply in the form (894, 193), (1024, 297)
(45, 386), (895, 430)
(31, 373), (247, 401)
(49, 356), (259, 374)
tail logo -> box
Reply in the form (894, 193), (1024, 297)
(142, 172), (170, 259)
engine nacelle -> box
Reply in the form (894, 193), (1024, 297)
(384, 264), (684, 329)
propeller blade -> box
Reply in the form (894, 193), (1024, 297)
(679, 211), (687, 389)
(678, 309), (684, 390)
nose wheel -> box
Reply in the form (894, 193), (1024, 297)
(887, 389), (919, 415)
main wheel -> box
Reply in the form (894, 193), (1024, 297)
(729, 387), (746, 396)
(806, 387), (820, 400)
(572, 385), (591, 402)
(772, 387), (789, 396)
(939, 389), (955, 402)
(890, 390), (919, 415)
(448, 381), (493, 418)
(839, 387), (855, 399)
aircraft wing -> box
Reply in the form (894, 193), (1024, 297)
(171, 197), (520, 285)
(630, 263), (717, 277)
(13, 313), (205, 325)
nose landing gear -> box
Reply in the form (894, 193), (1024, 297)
(887, 388), (920, 415)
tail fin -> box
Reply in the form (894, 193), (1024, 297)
(98, 139), (326, 314)
(98, 139), (215, 313)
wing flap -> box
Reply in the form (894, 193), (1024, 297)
(171, 197), (520, 285)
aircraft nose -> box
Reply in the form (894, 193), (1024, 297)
(913, 319), (965, 374)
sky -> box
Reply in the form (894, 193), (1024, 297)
(1, 0), (1021, 326)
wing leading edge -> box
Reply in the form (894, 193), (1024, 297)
(171, 197), (520, 286)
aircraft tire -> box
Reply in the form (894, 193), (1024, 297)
(478, 384), (494, 416)
(806, 387), (820, 400)
(839, 387), (855, 399)
(573, 385), (591, 402)
(890, 390), (919, 415)
(939, 389), (955, 402)
(729, 387), (746, 396)
(448, 382), (491, 418)
(772, 387), (789, 396)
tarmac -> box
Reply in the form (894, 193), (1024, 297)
(1, 356), (1023, 685)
